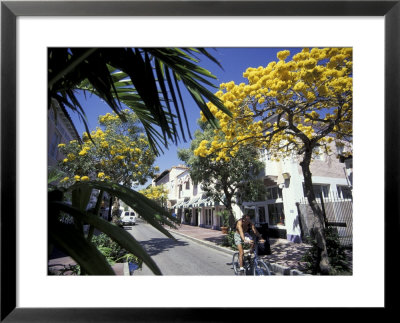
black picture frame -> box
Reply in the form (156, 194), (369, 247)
(1, 0), (398, 321)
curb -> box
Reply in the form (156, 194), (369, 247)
(167, 229), (307, 276)
(168, 229), (235, 256)
(123, 262), (130, 276)
(269, 263), (307, 276)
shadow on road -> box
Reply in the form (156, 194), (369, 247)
(138, 237), (189, 256)
(204, 236), (225, 245)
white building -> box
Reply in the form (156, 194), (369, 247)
(238, 145), (352, 243)
(153, 166), (227, 229)
(153, 144), (352, 243)
(152, 165), (189, 209)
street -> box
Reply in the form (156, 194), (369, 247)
(124, 219), (234, 275)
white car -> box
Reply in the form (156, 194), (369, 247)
(121, 211), (136, 226)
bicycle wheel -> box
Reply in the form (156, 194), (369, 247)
(244, 256), (253, 275)
(252, 260), (271, 275)
(232, 252), (240, 275)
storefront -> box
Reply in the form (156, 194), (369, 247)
(242, 199), (286, 239)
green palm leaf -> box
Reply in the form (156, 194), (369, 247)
(51, 201), (163, 275)
(48, 181), (180, 275)
(77, 65), (173, 153)
(49, 47), (231, 155)
(49, 218), (115, 275)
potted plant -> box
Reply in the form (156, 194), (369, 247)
(218, 210), (230, 234)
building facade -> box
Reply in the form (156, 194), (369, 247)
(153, 145), (352, 243)
(239, 146), (352, 243)
(152, 165), (189, 209)
(48, 100), (80, 166)
(152, 166), (227, 229)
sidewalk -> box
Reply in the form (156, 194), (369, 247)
(48, 249), (127, 275)
(48, 223), (314, 275)
(166, 223), (312, 275)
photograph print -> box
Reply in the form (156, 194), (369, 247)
(48, 47), (353, 276)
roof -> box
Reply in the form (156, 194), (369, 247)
(153, 165), (188, 183)
(154, 169), (170, 183)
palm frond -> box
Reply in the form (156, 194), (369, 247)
(48, 47), (230, 154)
(49, 181), (179, 275)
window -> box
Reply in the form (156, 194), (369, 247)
(258, 206), (266, 223)
(178, 185), (182, 198)
(303, 184), (330, 198)
(185, 181), (190, 190)
(245, 208), (255, 219)
(266, 186), (282, 200)
(268, 203), (285, 226)
(336, 144), (344, 155)
(337, 185), (352, 199)
(263, 149), (271, 161)
(312, 146), (325, 161)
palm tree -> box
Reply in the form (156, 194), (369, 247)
(48, 48), (230, 275)
(48, 47), (230, 154)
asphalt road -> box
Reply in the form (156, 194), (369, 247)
(124, 219), (234, 275)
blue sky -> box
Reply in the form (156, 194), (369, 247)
(70, 47), (304, 188)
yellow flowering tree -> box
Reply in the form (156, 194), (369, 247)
(58, 110), (160, 188)
(197, 48), (353, 274)
(139, 185), (169, 208)
(179, 122), (265, 227)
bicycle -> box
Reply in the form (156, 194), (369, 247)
(232, 239), (271, 275)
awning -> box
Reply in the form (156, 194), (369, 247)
(174, 201), (184, 209)
(179, 196), (200, 209)
(196, 196), (212, 207)
(177, 198), (190, 209)
(193, 195), (205, 207)
(196, 194), (226, 207)
(175, 195), (224, 208)
(186, 196), (201, 208)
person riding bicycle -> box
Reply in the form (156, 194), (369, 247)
(234, 213), (265, 275)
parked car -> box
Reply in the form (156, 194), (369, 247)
(121, 211), (136, 226)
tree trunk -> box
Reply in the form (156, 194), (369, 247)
(228, 208), (236, 229)
(222, 194), (236, 229)
(111, 197), (120, 224)
(300, 150), (332, 275)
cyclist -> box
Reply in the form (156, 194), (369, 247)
(234, 214), (265, 275)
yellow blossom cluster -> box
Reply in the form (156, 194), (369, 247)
(195, 48), (352, 161)
(70, 175), (89, 182)
(98, 110), (128, 124)
(57, 111), (157, 186)
(139, 185), (168, 201)
(97, 172), (110, 180)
